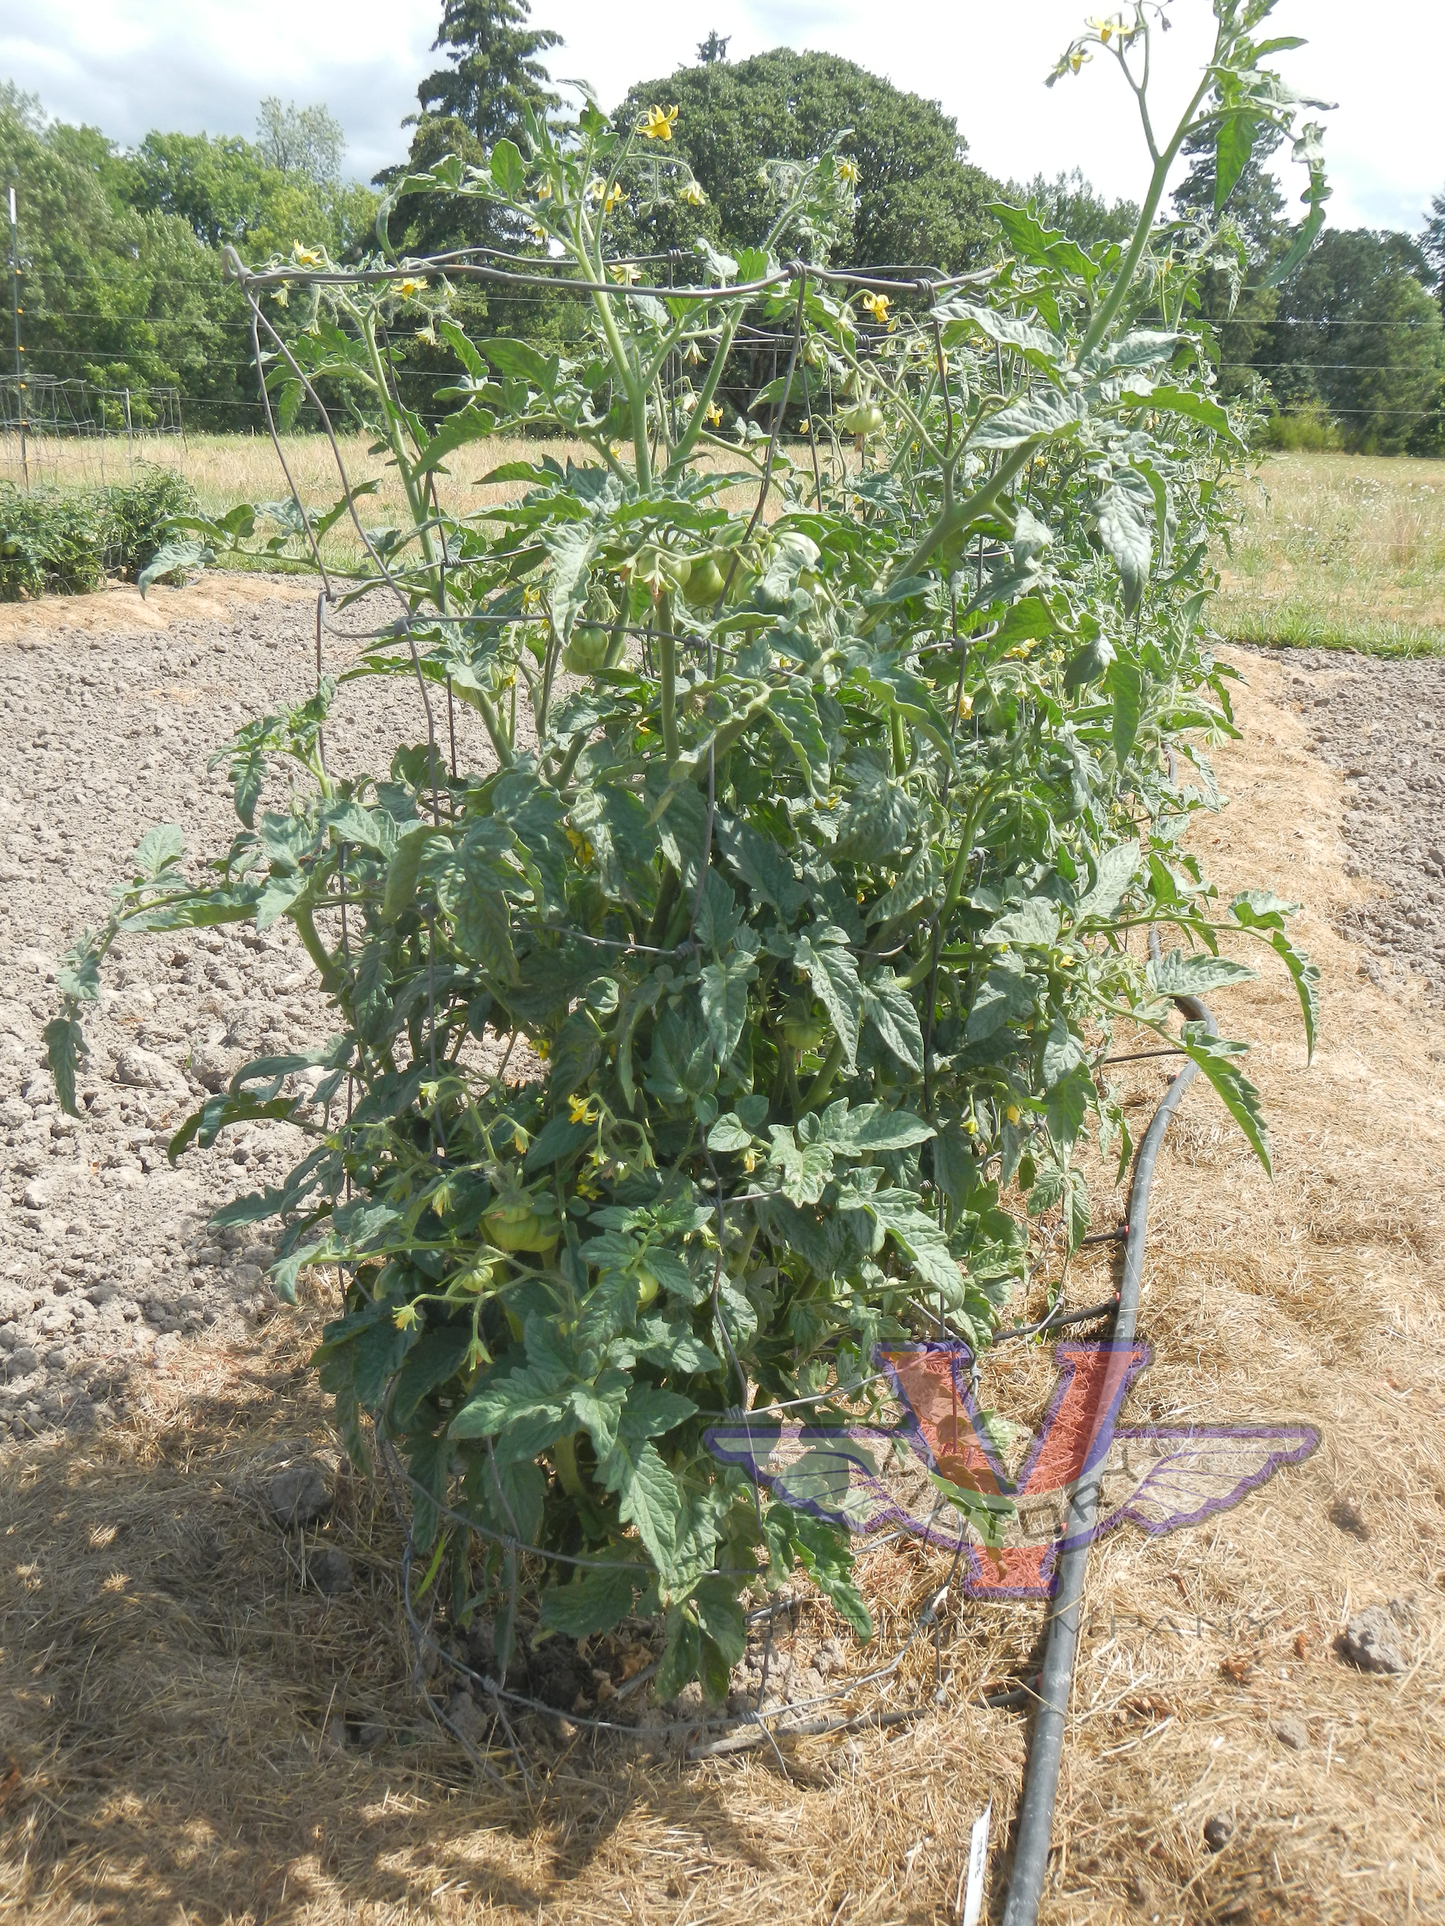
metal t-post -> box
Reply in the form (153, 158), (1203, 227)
(7, 184), (26, 490)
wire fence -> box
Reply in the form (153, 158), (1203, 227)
(0, 373), (186, 491)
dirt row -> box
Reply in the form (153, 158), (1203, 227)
(0, 576), (498, 1439)
(1272, 645), (1445, 996)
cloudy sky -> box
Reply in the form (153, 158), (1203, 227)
(1, 0), (1436, 235)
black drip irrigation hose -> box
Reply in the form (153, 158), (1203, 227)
(1000, 959), (1215, 1926)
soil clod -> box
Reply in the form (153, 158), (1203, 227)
(1337, 1605), (1408, 1675)
(265, 1458), (331, 1531)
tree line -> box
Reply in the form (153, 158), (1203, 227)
(3, 1), (1444, 452)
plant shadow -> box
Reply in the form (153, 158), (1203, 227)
(0, 1329), (777, 1925)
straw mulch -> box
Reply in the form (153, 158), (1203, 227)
(2, 646), (1441, 1925)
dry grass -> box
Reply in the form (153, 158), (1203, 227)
(1215, 452), (1445, 656)
(2, 646), (1444, 1925)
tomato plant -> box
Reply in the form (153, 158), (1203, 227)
(50, 2), (1324, 1697)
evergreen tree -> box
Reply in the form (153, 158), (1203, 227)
(1421, 188), (1445, 308)
(415, 0), (561, 145)
(1005, 170), (1138, 250)
(1266, 228), (1443, 452)
(1171, 121), (1287, 400)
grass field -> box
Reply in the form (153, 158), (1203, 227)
(0, 427), (803, 571)
(1215, 451), (1445, 656)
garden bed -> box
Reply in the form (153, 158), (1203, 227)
(2, 596), (1441, 1924)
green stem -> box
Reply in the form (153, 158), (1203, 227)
(668, 304), (746, 472)
(1078, 40), (1221, 361)
(577, 236), (651, 486)
(553, 1433), (586, 1503)
(648, 863), (680, 946)
(802, 1040), (846, 1111)
(293, 901), (342, 994)
(658, 592), (680, 764)
(883, 441), (1035, 596)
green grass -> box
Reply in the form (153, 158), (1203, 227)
(1214, 451), (1445, 658)
(1220, 600), (1445, 658)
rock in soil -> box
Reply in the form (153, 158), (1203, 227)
(309, 1545), (353, 1595)
(1203, 1814), (1235, 1852)
(265, 1459), (331, 1530)
(1337, 1604), (1409, 1675)
(444, 1690), (492, 1748)
(1272, 1714), (1309, 1751)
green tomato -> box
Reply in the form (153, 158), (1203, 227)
(635, 545), (691, 595)
(781, 1000), (829, 1050)
(636, 1265), (660, 1308)
(562, 622), (610, 673)
(484, 1203), (559, 1254)
(838, 401), (885, 436)
(454, 1256), (502, 1294)
(681, 555), (727, 607)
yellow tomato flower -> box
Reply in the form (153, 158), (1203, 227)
(565, 826), (595, 864)
(860, 289), (895, 331)
(395, 277), (425, 299)
(530, 222), (548, 242)
(1005, 1104), (1022, 1126)
(680, 179), (707, 206)
(836, 157), (860, 187)
(705, 400), (723, 427)
(393, 1303), (420, 1331)
(568, 1094), (599, 1125)
(639, 104), (679, 141)
(536, 179), (553, 200)
(292, 242), (324, 268)
(609, 262), (641, 285)
(588, 175), (605, 201)
(1069, 48), (1092, 72)
(604, 182), (624, 212)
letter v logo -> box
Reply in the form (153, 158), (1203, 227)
(878, 1342), (1150, 1598)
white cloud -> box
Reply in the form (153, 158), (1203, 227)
(1, 0), (1439, 233)
(1, 0), (437, 183)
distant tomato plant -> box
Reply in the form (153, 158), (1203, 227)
(52, 2), (1324, 1696)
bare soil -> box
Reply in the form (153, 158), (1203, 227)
(0, 576), (500, 1439)
(1270, 646), (1445, 994)
(1, 595), (1443, 1925)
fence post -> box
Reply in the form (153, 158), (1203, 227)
(7, 183), (26, 491)
(123, 386), (133, 474)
